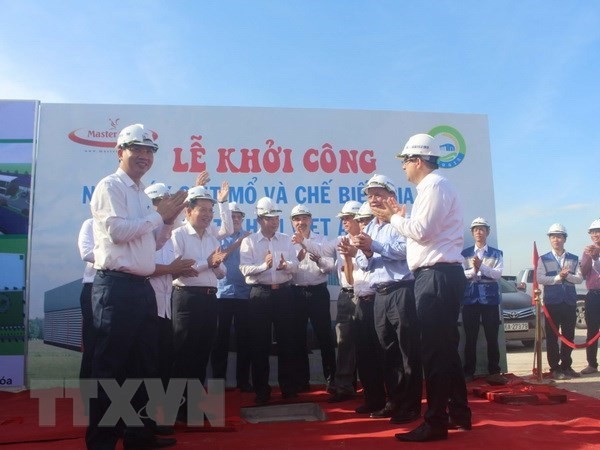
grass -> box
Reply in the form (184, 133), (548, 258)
(26, 339), (81, 388)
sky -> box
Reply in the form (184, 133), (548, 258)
(1, 0), (599, 275)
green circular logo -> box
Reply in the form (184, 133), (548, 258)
(428, 125), (466, 168)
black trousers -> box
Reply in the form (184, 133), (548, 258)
(157, 316), (174, 389)
(293, 283), (336, 387)
(210, 298), (252, 387)
(248, 285), (303, 396)
(86, 272), (159, 450)
(585, 291), (600, 368)
(171, 287), (218, 419)
(373, 282), (422, 415)
(414, 264), (470, 429)
(354, 297), (385, 408)
(334, 289), (357, 394)
(545, 302), (576, 371)
(79, 282), (95, 379)
(461, 302), (501, 376)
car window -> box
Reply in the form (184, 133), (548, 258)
(527, 270), (533, 283)
(499, 278), (517, 293)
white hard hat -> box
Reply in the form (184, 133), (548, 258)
(589, 219), (600, 232)
(470, 217), (490, 229)
(144, 183), (170, 200)
(290, 204), (312, 219)
(361, 174), (396, 195)
(186, 186), (216, 204)
(355, 202), (373, 220)
(116, 123), (158, 151)
(397, 133), (441, 160)
(336, 200), (362, 218)
(547, 223), (567, 237)
(229, 201), (245, 217)
(256, 197), (282, 217)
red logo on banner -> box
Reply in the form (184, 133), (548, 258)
(68, 119), (158, 148)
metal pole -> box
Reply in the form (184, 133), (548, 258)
(534, 288), (543, 383)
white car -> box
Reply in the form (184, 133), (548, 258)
(516, 268), (587, 329)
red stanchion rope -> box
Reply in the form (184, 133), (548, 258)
(541, 304), (600, 349)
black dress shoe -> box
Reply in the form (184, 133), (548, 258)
(123, 435), (177, 449)
(369, 404), (395, 418)
(395, 422), (448, 442)
(389, 410), (420, 424)
(328, 392), (354, 403)
(282, 391), (299, 400)
(355, 403), (385, 414)
(448, 417), (472, 430)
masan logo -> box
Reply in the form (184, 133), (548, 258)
(68, 119), (158, 149)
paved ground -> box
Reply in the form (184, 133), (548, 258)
(506, 327), (600, 399)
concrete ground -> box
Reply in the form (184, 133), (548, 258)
(220, 327), (600, 401)
(506, 327), (600, 400)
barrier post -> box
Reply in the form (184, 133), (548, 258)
(533, 288), (544, 383)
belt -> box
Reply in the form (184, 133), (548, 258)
(98, 270), (149, 282)
(414, 262), (462, 274)
(293, 282), (327, 290)
(357, 294), (375, 302)
(174, 285), (218, 295)
(375, 280), (413, 295)
(254, 282), (291, 290)
(340, 287), (354, 293)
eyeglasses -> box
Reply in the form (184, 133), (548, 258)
(402, 157), (419, 166)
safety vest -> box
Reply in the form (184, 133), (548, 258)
(461, 245), (502, 305)
(540, 252), (578, 305)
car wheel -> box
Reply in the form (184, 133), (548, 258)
(576, 300), (587, 329)
(521, 340), (535, 348)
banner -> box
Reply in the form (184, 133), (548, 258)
(27, 104), (497, 383)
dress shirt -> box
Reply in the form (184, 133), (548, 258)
(91, 168), (172, 276)
(175, 201), (233, 238)
(355, 218), (412, 288)
(463, 244), (503, 281)
(292, 232), (335, 286)
(239, 230), (298, 285)
(353, 264), (375, 297)
(581, 245), (600, 290)
(171, 221), (226, 287)
(302, 235), (353, 289)
(78, 218), (97, 283)
(150, 240), (175, 318)
(217, 230), (251, 299)
(391, 171), (464, 271)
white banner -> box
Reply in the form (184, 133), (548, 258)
(29, 104), (494, 342)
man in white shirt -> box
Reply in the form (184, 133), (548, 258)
(144, 183), (197, 391)
(373, 133), (471, 442)
(346, 203), (387, 414)
(87, 123), (186, 450)
(292, 201), (362, 402)
(240, 197), (298, 404)
(461, 217), (504, 384)
(170, 185), (227, 422)
(77, 218), (96, 380)
(289, 204), (336, 393)
(536, 223), (583, 380)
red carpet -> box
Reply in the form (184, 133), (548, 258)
(1, 376), (599, 449)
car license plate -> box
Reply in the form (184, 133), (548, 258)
(504, 322), (529, 331)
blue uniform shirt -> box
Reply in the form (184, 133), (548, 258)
(217, 230), (251, 299)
